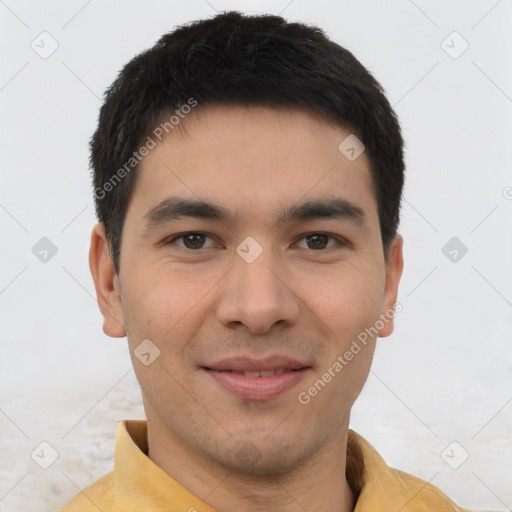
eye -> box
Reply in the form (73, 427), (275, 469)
(165, 232), (218, 250)
(294, 233), (345, 250)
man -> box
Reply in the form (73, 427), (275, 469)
(59, 11), (468, 512)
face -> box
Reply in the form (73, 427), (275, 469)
(90, 105), (403, 475)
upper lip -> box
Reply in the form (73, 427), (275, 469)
(203, 355), (310, 372)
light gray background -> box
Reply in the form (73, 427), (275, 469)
(1, 1), (511, 511)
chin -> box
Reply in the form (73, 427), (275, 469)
(206, 435), (317, 476)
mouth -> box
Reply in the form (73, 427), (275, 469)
(201, 356), (311, 400)
(205, 368), (301, 377)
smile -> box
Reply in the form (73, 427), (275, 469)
(202, 356), (311, 400)
(207, 368), (294, 377)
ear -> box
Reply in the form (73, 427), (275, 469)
(378, 234), (404, 338)
(89, 223), (127, 338)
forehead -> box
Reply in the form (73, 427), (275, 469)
(129, 105), (378, 229)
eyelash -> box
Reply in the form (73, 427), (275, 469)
(164, 232), (348, 251)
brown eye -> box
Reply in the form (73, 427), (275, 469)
(295, 233), (341, 250)
(182, 234), (206, 249)
(166, 232), (217, 250)
(305, 234), (329, 250)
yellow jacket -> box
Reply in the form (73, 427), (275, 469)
(58, 420), (468, 511)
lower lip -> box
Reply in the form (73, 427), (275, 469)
(204, 368), (309, 401)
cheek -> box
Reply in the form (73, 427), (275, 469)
(121, 269), (203, 398)
(121, 264), (224, 382)
(303, 263), (384, 336)
(123, 265), (208, 337)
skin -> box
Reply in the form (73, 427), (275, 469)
(89, 105), (403, 512)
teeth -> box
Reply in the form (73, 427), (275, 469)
(243, 371), (260, 377)
(241, 369), (286, 377)
(208, 368), (290, 377)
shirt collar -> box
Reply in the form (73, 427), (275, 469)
(114, 420), (215, 511)
(113, 420), (458, 511)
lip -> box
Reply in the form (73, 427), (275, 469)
(202, 355), (311, 401)
(203, 355), (308, 372)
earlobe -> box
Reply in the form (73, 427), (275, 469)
(89, 223), (127, 338)
(378, 234), (404, 338)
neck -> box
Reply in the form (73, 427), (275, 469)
(146, 412), (355, 512)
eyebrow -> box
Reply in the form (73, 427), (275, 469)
(142, 195), (367, 231)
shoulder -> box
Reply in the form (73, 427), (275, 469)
(57, 471), (115, 512)
(347, 430), (470, 511)
(388, 467), (469, 511)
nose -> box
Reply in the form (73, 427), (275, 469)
(215, 245), (301, 334)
